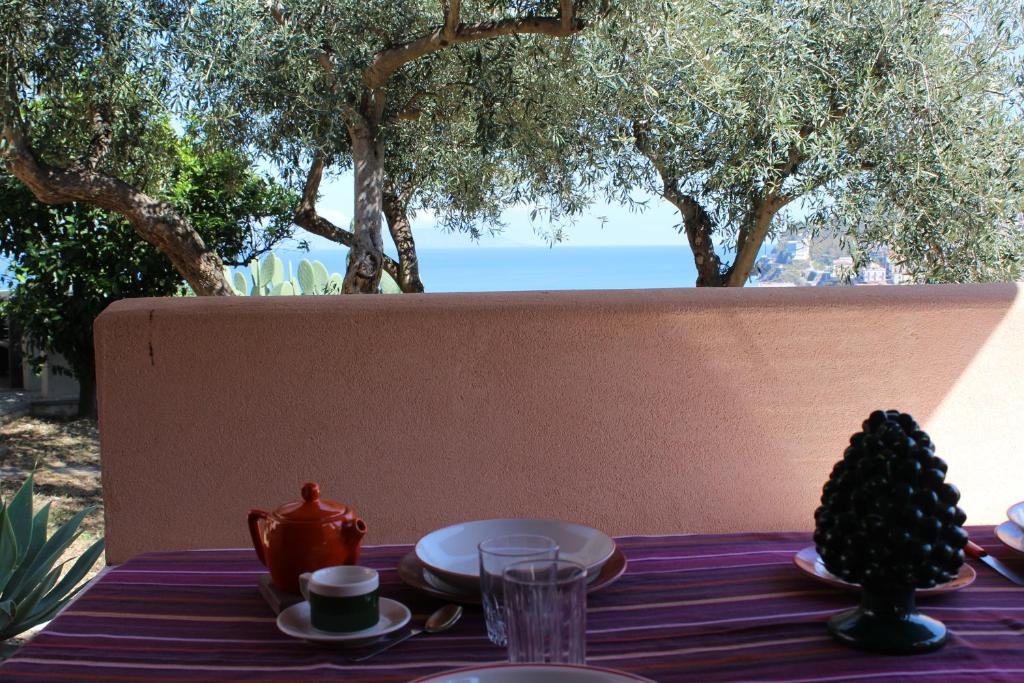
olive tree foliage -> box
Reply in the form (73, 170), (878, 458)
(581, 0), (1024, 285)
(375, 36), (607, 278)
(177, 0), (609, 293)
(0, 0), (255, 295)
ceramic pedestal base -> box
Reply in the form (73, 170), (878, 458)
(828, 586), (947, 655)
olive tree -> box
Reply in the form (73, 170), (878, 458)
(581, 0), (1024, 285)
(0, 0), (249, 295)
(178, 0), (609, 293)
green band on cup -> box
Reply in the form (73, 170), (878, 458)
(309, 588), (380, 633)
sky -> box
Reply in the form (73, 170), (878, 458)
(278, 169), (688, 258)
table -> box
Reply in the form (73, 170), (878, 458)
(2, 528), (1023, 682)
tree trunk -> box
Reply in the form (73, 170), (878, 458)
(77, 370), (97, 419)
(666, 197), (727, 287)
(382, 189), (425, 293)
(632, 128), (727, 287)
(725, 196), (783, 287)
(294, 152), (405, 287)
(345, 127), (385, 294)
(7, 315), (23, 389)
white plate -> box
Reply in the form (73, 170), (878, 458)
(411, 663), (655, 682)
(996, 520), (1024, 553)
(1008, 502), (1024, 528)
(276, 597), (410, 645)
(415, 519), (616, 588)
(793, 546), (976, 594)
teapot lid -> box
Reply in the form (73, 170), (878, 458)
(274, 482), (352, 522)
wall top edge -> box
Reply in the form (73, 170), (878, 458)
(96, 282), (1022, 322)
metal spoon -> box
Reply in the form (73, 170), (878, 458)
(349, 603), (463, 662)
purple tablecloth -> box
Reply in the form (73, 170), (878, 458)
(2, 528), (1023, 682)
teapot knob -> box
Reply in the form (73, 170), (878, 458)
(301, 482), (320, 502)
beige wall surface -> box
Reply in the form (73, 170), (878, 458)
(95, 284), (1024, 563)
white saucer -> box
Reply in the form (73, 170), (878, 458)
(277, 597), (411, 645)
(996, 520), (1024, 553)
(1008, 502), (1024, 528)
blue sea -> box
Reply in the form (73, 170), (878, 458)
(294, 245), (702, 292)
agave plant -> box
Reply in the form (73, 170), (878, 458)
(0, 473), (104, 656)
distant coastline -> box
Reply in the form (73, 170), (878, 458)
(284, 245), (703, 292)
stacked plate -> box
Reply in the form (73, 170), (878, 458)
(412, 663), (654, 682)
(399, 519), (628, 603)
(996, 502), (1024, 553)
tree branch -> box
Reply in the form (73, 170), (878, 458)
(726, 193), (791, 287)
(365, 12), (590, 90)
(293, 152), (401, 282)
(82, 106), (113, 172)
(385, 90), (434, 125)
(1, 85), (233, 296)
(266, 0), (285, 26)
(383, 186), (424, 292)
(443, 0), (460, 42)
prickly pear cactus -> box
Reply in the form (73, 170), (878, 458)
(231, 254), (350, 296)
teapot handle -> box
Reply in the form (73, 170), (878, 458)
(247, 509), (271, 567)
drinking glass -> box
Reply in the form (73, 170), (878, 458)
(503, 559), (587, 665)
(478, 535), (559, 646)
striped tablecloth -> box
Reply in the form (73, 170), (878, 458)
(2, 528), (1023, 682)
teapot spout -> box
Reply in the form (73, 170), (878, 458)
(343, 517), (368, 547)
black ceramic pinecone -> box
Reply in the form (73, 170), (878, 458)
(813, 410), (967, 590)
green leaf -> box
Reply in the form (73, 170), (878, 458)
(312, 261), (329, 290)
(0, 507), (17, 596)
(380, 270), (402, 294)
(24, 503), (49, 567)
(0, 639), (18, 661)
(0, 599), (15, 631)
(260, 254), (283, 286)
(13, 565), (61, 627)
(269, 281), (295, 296)
(31, 537), (104, 621)
(232, 271), (248, 295)
(8, 474), (35, 565)
(3, 580), (87, 639)
(5, 503), (50, 599)
(326, 273), (344, 294)
(5, 506), (93, 605)
(297, 259), (315, 294)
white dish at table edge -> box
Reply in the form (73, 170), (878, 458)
(1007, 502), (1024, 529)
(410, 663), (655, 683)
(996, 519), (1024, 553)
(277, 597), (410, 645)
(793, 546), (976, 594)
(416, 518), (616, 585)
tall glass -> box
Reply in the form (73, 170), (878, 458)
(503, 559), (587, 665)
(478, 535), (559, 646)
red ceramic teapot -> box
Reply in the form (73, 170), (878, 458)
(248, 482), (368, 593)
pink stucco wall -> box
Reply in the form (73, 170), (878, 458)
(95, 284), (1024, 564)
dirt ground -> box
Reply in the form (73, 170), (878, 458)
(0, 417), (104, 647)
